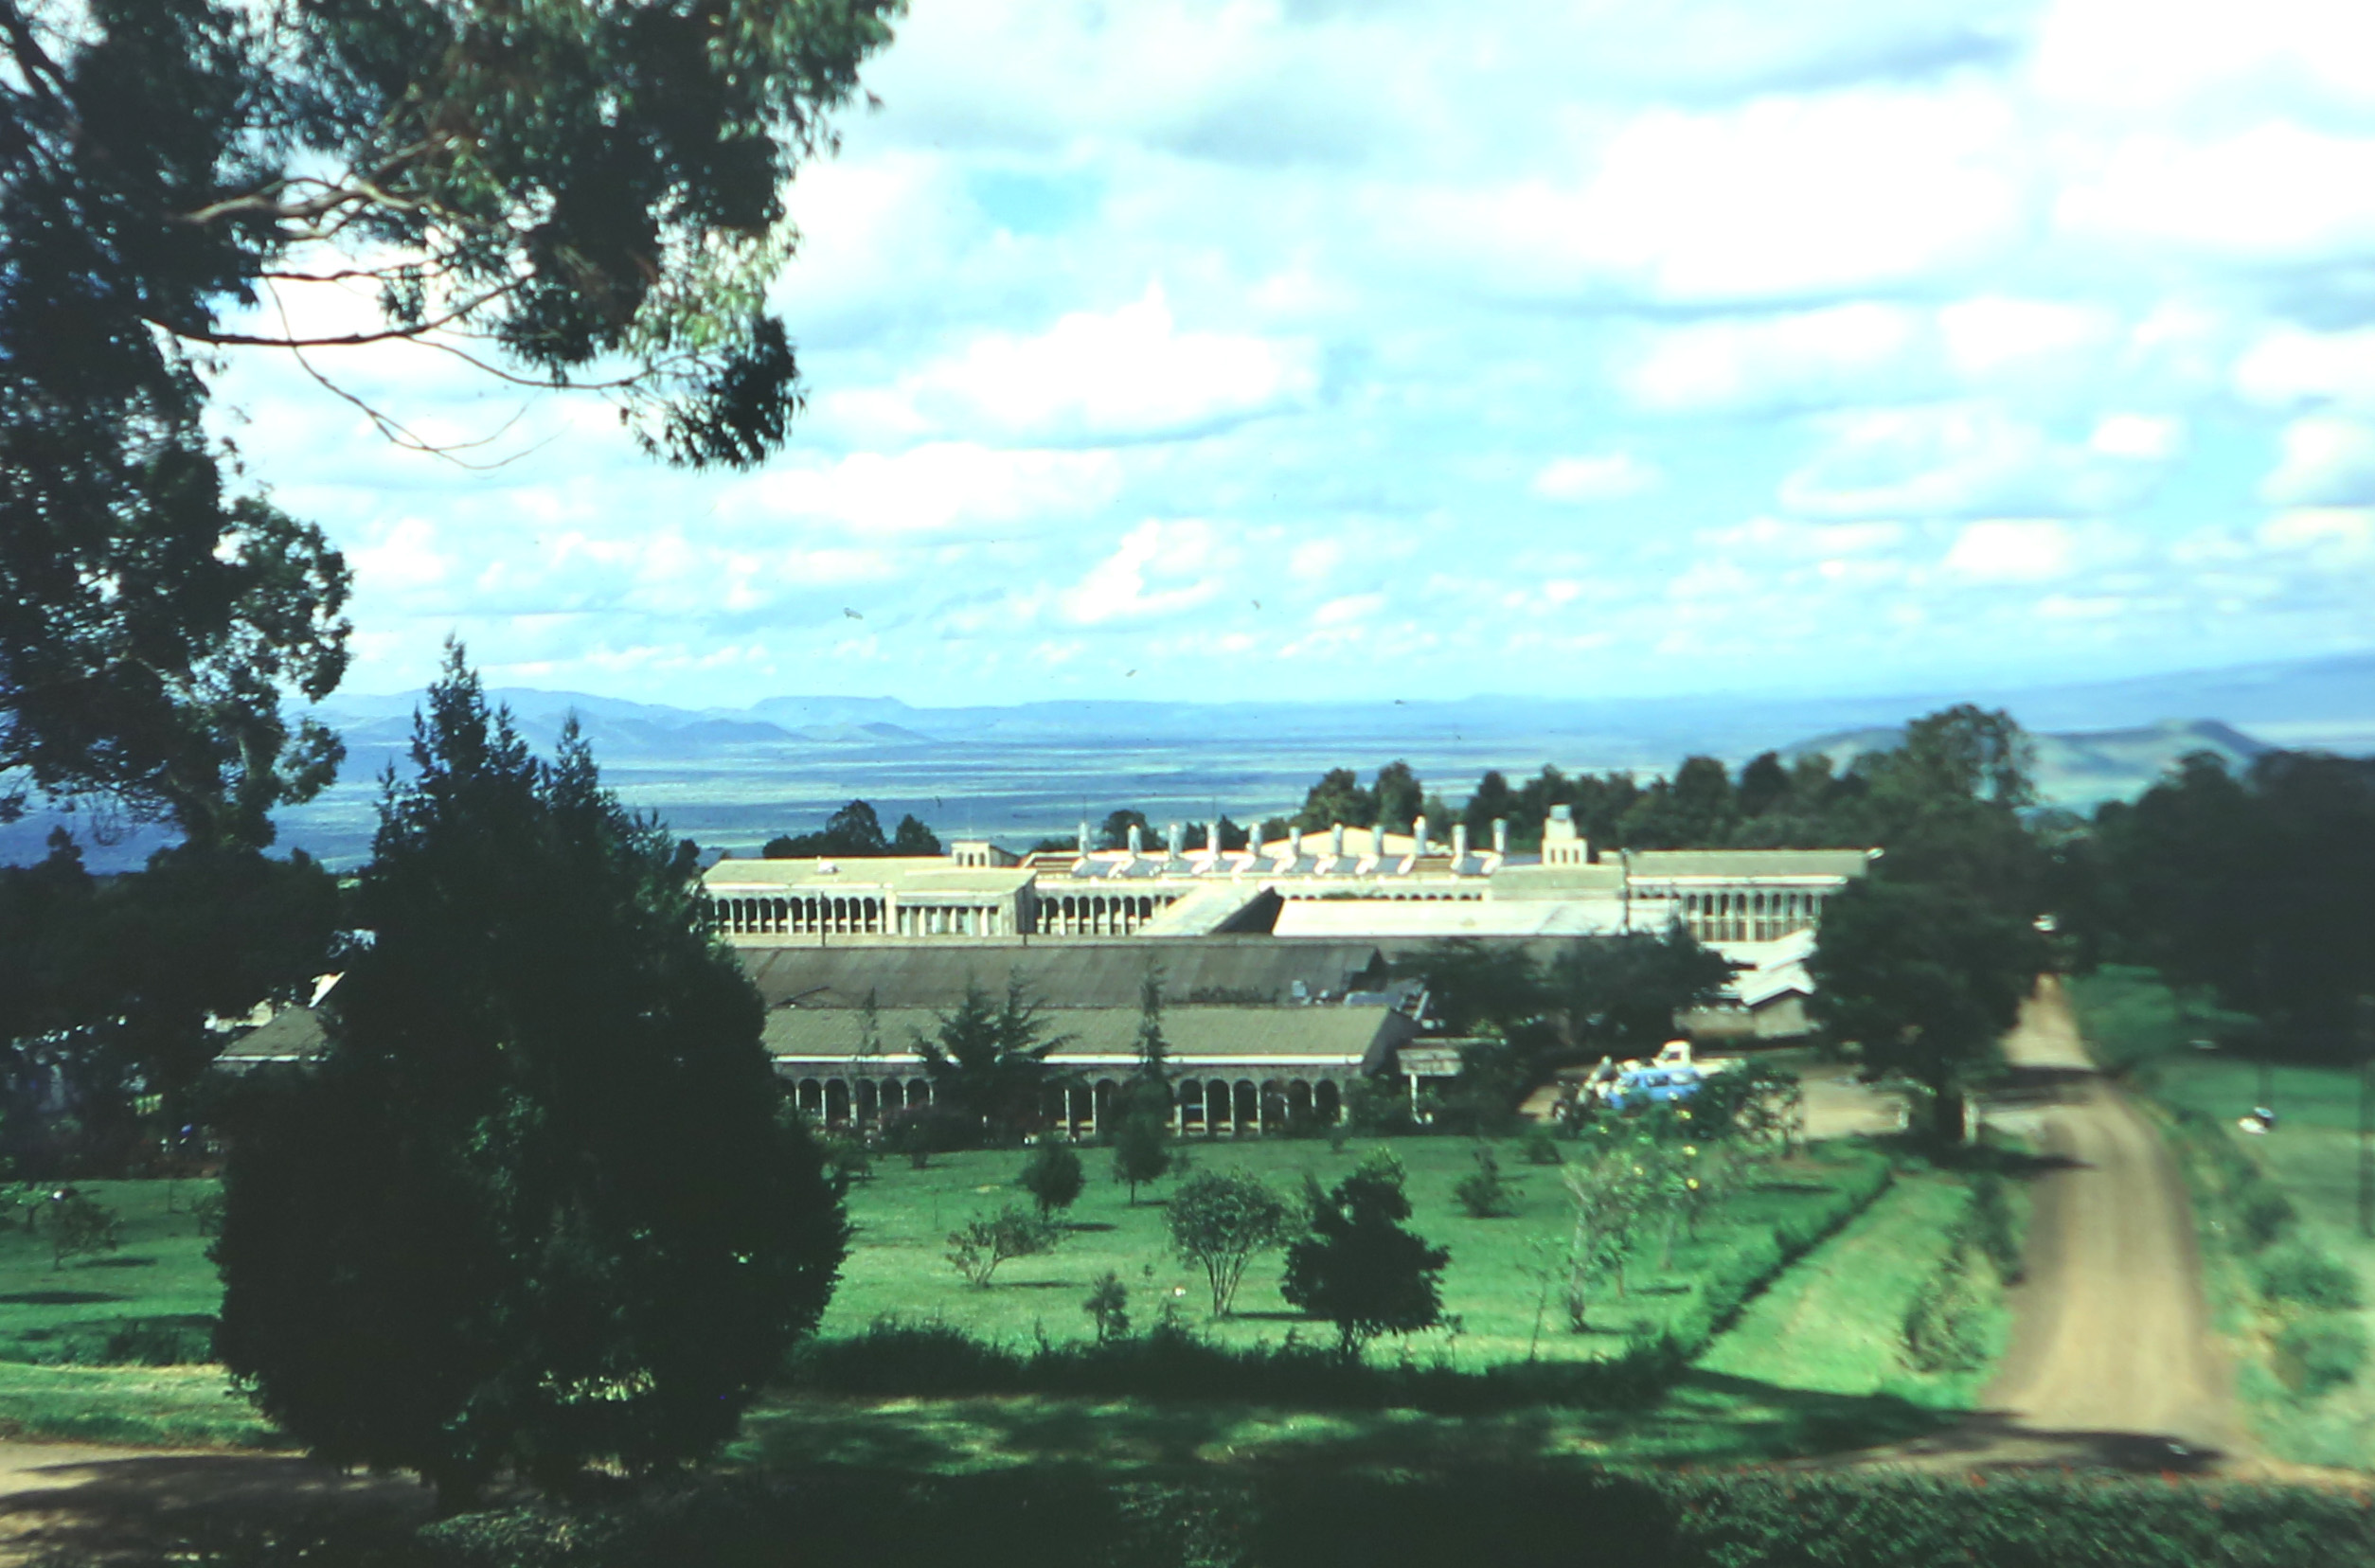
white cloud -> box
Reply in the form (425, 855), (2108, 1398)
(2259, 507), (2375, 559)
(1941, 519), (2077, 582)
(815, 284), (1318, 444)
(1530, 452), (1661, 503)
(1618, 303), (1926, 413)
(2234, 327), (2375, 408)
(2087, 413), (2184, 460)
(2261, 416), (2375, 506)
(2055, 123), (2375, 262)
(1782, 403), (2170, 519)
(1057, 519), (1231, 627)
(735, 443), (1124, 537)
(348, 518), (453, 595)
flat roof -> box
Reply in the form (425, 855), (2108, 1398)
(1623, 848), (1874, 881)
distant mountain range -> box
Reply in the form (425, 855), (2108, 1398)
(10, 650), (2369, 871)
(308, 650), (2375, 783)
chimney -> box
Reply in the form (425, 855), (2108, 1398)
(1373, 819), (1390, 858)
(1207, 820), (1223, 856)
(1452, 823), (1469, 862)
(1127, 822), (1143, 856)
(1492, 818), (1509, 856)
(1078, 820), (1090, 856)
(1413, 814), (1429, 857)
(1330, 822), (1346, 858)
(1167, 822), (1185, 859)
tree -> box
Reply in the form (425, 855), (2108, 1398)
(1557, 1145), (1656, 1330)
(1372, 760), (1424, 831)
(1111, 1110), (1172, 1203)
(1280, 1150), (1450, 1356)
(913, 977), (1072, 1144)
(1016, 1136), (1084, 1219)
(1293, 768), (1373, 834)
(765, 799), (895, 859)
(1098, 809), (1149, 851)
(1166, 1169), (1291, 1316)
(890, 814), (941, 856)
(1547, 928), (1732, 1054)
(0, 0), (899, 840)
(1811, 879), (2044, 1142)
(210, 648), (847, 1508)
(39, 1187), (118, 1271)
(945, 1204), (1059, 1288)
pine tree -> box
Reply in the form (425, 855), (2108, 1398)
(211, 646), (847, 1508)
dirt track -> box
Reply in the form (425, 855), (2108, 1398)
(1871, 978), (2250, 1473)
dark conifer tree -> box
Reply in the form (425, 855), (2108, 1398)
(212, 645), (846, 1508)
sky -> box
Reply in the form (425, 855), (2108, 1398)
(209, 0), (2375, 711)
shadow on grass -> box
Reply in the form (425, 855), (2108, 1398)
(0, 1290), (124, 1305)
(80, 1256), (158, 1270)
(734, 1370), (1962, 1478)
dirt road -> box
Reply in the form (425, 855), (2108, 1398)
(0, 1437), (430, 1565)
(1878, 978), (2248, 1472)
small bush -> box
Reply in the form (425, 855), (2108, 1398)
(2257, 1242), (2364, 1310)
(1452, 1145), (1520, 1219)
(815, 1131), (872, 1185)
(1519, 1127), (1563, 1166)
(2276, 1313), (2369, 1398)
(946, 1205), (1061, 1287)
(189, 1187), (226, 1238)
(1018, 1136), (1085, 1218)
(1969, 1168), (2023, 1283)
(2239, 1181), (2296, 1251)
(1902, 1248), (1991, 1375)
(1083, 1271), (1131, 1343)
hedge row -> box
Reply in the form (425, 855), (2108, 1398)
(410, 1466), (2375, 1568)
(784, 1150), (1893, 1413)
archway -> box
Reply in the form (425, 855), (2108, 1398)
(1313, 1079), (1342, 1124)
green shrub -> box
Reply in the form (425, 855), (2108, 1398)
(2238, 1181), (2295, 1251)
(1017, 1136), (1085, 1217)
(2276, 1313), (2369, 1398)
(1451, 1145), (1520, 1218)
(1518, 1127), (1562, 1166)
(1902, 1248), (1991, 1374)
(945, 1205), (1061, 1287)
(2256, 1242), (2364, 1310)
(36, 1188), (119, 1270)
(1970, 1168), (2023, 1283)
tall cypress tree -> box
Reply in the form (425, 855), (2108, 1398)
(212, 645), (846, 1507)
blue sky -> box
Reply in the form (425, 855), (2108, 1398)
(210, 0), (2375, 709)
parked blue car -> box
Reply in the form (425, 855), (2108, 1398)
(1602, 1067), (1703, 1112)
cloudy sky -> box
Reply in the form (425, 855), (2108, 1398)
(213, 0), (2375, 710)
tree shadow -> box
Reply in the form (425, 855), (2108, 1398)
(0, 1289), (123, 1305)
(80, 1256), (158, 1269)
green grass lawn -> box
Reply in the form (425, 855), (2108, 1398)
(830, 1135), (1884, 1369)
(1696, 1167), (2000, 1408)
(0, 1133), (1917, 1457)
(0, 1178), (225, 1365)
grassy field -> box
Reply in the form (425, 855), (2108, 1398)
(0, 1132), (1929, 1457)
(827, 1134), (1885, 1368)
(2069, 969), (2375, 1468)
(0, 1180), (277, 1448)
(1696, 1167), (2003, 1407)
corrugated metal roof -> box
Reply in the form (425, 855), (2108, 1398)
(763, 1004), (1409, 1069)
(740, 939), (1387, 1009)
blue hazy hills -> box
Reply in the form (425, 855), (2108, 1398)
(12, 651), (2373, 870)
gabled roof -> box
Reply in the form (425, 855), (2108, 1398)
(764, 1003), (1410, 1070)
(740, 938), (1388, 1010)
